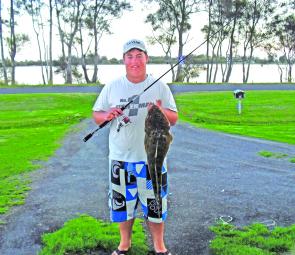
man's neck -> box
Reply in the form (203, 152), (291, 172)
(126, 74), (147, 84)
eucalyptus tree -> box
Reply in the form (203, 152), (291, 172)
(145, 4), (177, 81)
(55, 0), (83, 84)
(223, 0), (245, 82)
(9, 0), (16, 84)
(203, 0), (243, 83)
(238, 0), (276, 83)
(22, 0), (49, 84)
(203, 0), (231, 82)
(0, 0), (8, 84)
(49, 0), (53, 84)
(268, 1), (295, 82)
(263, 42), (284, 82)
(144, 0), (201, 82)
(78, 0), (131, 83)
(6, 0), (29, 84)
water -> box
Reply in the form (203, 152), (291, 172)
(13, 64), (293, 85)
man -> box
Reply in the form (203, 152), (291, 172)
(92, 39), (178, 255)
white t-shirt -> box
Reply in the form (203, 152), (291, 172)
(92, 74), (177, 162)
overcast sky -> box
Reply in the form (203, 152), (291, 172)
(15, 2), (208, 61)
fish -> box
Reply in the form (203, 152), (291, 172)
(144, 104), (173, 215)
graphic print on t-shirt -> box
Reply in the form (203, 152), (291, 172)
(116, 95), (150, 117)
(128, 95), (140, 116)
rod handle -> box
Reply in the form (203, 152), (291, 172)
(83, 120), (110, 142)
(83, 133), (93, 142)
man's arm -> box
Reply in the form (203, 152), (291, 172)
(162, 108), (178, 126)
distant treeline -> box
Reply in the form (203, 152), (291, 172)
(7, 55), (274, 67)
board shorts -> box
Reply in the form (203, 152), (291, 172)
(109, 160), (168, 223)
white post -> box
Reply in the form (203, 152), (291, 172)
(238, 99), (242, 114)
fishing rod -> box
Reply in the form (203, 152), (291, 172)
(83, 19), (233, 142)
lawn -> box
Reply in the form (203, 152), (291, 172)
(0, 93), (97, 214)
(175, 90), (295, 145)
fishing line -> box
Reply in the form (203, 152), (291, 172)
(83, 12), (237, 142)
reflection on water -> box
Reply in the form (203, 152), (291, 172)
(14, 64), (293, 85)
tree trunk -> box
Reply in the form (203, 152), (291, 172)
(55, 2), (66, 81)
(91, 0), (100, 83)
(0, 0), (8, 84)
(49, 0), (53, 84)
(175, 25), (184, 82)
(79, 24), (91, 83)
(288, 61), (292, 82)
(206, 0), (212, 82)
(244, 44), (254, 83)
(29, 0), (46, 85)
(65, 1), (81, 84)
(10, 0), (16, 85)
(225, 14), (237, 82)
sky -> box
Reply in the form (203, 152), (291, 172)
(14, 2), (208, 61)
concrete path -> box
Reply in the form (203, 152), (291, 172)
(1, 84), (295, 95)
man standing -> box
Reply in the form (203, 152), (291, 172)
(92, 39), (178, 255)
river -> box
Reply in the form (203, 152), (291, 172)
(13, 64), (293, 85)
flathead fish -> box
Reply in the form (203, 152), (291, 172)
(144, 104), (173, 213)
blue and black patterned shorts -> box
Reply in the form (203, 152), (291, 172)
(109, 160), (168, 223)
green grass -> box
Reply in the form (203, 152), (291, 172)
(258, 151), (289, 159)
(175, 91), (295, 145)
(0, 83), (101, 88)
(39, 215), (149, 255)
(210, 223), (295, 255)
(0, 93), (97, 214)
(258, 150), (295, 163)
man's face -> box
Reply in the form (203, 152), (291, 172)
(123, 49), (149, 83)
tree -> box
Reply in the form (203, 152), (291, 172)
(268, 2), (295, 82)
(263, 42), (284, 82)
(145, 0), (201, 82)
(223, 0), (245, 82)
(6, 0), (29, 85)
(79, 0), (131, 83)
(238, 0), (275, 83)
(49, 0), (53, 84)
(55, 0), (82, 84)
(203, 0), (239, 82)
(203, 0), (231, 82)
(0, 0), (8, 84)
(145, 3), (177, 81)
(9, 0), (16, 84)
(23, 0), (48, 84)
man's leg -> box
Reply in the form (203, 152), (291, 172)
(147, 221), (167, 253)
(118, 218), (135, 251)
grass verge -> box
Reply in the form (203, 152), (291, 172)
(39, 215), (148, 255)
(175, 90), (295, 145)
(210, 223), (295, 255)
(0, 93), (97, 214)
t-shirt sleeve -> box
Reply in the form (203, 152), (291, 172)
(92, 84), (110, 112)
(160, 83), (178, 112)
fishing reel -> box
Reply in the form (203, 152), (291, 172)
(116, 114), (131, 132)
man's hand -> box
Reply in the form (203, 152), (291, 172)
(147, 99), (162, 110)
(147, 99), (178, 126)
(105, 108), (123, 121)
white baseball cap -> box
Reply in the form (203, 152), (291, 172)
(123, 39), (147, 54)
